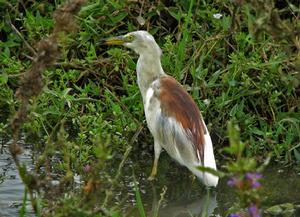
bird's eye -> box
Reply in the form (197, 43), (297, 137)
(126, 35), (134, 41)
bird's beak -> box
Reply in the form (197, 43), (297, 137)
(104, 36), (126, 45)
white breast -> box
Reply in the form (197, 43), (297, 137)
(144, 84), (161, 138)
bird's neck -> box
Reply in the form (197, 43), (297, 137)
(137, 52), (165, 101)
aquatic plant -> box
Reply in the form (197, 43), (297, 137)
(225, 121), (266, 217)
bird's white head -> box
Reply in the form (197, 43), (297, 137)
(105, 30), (162, 57)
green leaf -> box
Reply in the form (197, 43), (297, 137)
(196, 166), (226, 178)
(226, 121), (245, 158)
(167, 7), (182, 21)
(0, 73), (8, 85)
(108, 12), (128, 24)
(19, 188), (27, 217)
(227, 158), (257, 172)
(133, 175), (146, 217)
(293, 148), (300, 162)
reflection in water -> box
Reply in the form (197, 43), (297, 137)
(155, 190), (218, 217)
(126, 154), (300, 216)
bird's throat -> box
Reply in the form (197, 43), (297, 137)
(136, 54), (165, 101)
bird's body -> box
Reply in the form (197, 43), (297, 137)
(105, 31), (218, 187)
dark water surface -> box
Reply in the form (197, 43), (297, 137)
(120, 154), (300, 216)
(0, 137), (34, 217)
(0, 138), (299, 216)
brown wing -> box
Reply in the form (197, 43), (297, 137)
(159, 76), (206, 163)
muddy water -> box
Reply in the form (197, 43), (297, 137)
(0, 138), (299, 216)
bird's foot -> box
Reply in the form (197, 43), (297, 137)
(147, 175), (156, 181)
(148, 160), (158, 181)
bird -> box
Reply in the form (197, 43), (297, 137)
(105, 31), (218, 187)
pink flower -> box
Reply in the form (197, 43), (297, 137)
(83, 164), (91, 173)
(245, 172), (262, 189)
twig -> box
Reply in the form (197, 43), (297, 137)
(8, 20), (37, 56)
(92, 207), (112, 216)
(103, 124), (144, 207)
(104, 87), (141, 125)
(153, 186), (167, 217)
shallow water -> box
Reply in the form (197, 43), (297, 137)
(0, 137), (34, 217)
(0, 138), (300, 216)
(118, 152), (300, 216)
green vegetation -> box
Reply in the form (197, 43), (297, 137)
(0, 0), (299, 216)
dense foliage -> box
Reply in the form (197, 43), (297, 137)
(0, 0), (299, 216)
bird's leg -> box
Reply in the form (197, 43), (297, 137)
(148, 141), (162, 181)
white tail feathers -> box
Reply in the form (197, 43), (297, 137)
(188, 128), (219, 187)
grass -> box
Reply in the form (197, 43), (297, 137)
(0, 0), (299, 216)
(133, 173), (146, 217)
